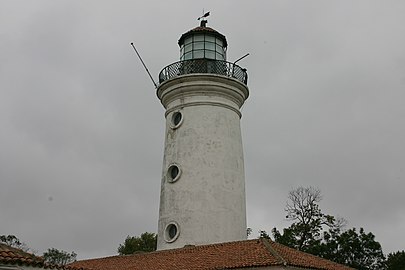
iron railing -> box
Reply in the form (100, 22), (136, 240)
(158, 59), (248, 85)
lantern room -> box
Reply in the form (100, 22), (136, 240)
(158, 19), (248, 85)
(178, 20), (227, 61)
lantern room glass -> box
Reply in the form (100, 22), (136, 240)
(180, 33), (226, 61)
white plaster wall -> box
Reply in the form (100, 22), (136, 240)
(156, 74), (249, 250)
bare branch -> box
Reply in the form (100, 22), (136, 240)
(285, 186), (322, 224)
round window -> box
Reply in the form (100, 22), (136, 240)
(164, 222), (180, 243)
(166, 164), (181, 183)
(170, 111), (183, 129)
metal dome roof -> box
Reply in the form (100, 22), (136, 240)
(178, 23), (228, 47)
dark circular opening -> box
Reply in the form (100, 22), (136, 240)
(170, 166), (179, 179)
(168, 224), (177, 239)
(164, 222), (179, 243)
(170, 112), (183, 129)
(167, 164), (181, 182)
(173, 112), (182, 126)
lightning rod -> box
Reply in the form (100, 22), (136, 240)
(130, 42), (158, 89)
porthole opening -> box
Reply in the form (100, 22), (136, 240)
(170, 166), (179, 179)
(165, 222), (179, 243)
(168, 224), (177, 239)
(167, 164), (181, 183)
(170, 111), (183, 129)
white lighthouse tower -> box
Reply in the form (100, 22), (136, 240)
(156, 18), (249, 250)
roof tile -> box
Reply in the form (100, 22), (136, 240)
(70, 239), (354, 270)
(0, 243), (87, 270)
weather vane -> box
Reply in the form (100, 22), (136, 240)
(198, 10), (210, 21)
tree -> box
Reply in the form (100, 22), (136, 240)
(268, 186), (385, 270)
(271, 187), (346, 253)
(117, 232), (157, 255)
(43, 248), (77, 265)
(1, 235), (77, 265)
(0, 235), (29, 252)
(386, 250), (405, 270)
(318, 228), (385, 270)
(259, 230), (271, 239)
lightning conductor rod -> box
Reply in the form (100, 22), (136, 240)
(130, 42), (158, 89)
(233, 53), (250, 65)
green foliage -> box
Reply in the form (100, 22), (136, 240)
(43, 248), (77, 265)
(0, 235), (29, 252)
(386, 250), (405, 270)
(318, 228), (385, 270)
(117, 232), (157, 255)
(268, 186), (386, 270)
(271, 227), (301, 249)
(259, 230), (271, 239)
(0, 235), (23, 247)
(1, 235), (77, 265)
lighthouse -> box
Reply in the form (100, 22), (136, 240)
(156, 18), (249, 250)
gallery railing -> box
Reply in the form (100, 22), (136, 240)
(158, 59), (248, 85)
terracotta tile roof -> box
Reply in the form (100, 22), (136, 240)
(0, 243), (86, 270)
(266, 240), (354, 270)
(0, 243), (44, 267)
(70, 239), (354, 270)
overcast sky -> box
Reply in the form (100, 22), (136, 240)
(1, 0), (404, 260)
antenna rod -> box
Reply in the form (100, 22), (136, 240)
(233, 53), (250, 65)
(130, 42), (158, 88)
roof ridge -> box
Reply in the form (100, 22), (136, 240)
(260, 238), (287, 266)
(150, 239), (262, 254)
(268, 241), (355, 270)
